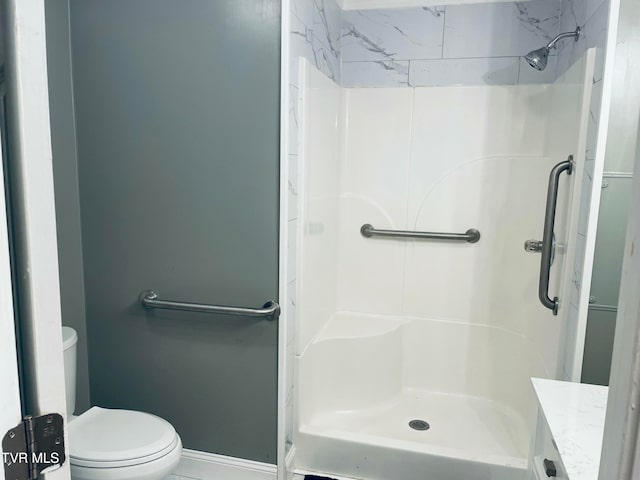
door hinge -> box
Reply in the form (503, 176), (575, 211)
(2, 414), (66, 480)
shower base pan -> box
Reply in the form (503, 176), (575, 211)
(296, 389), (529, 480)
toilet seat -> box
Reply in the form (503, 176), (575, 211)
(69, 407), (179, 468)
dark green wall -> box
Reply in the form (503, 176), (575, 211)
(70, 0), (280, 462)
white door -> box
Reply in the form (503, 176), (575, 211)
(1, 1), (70, 479)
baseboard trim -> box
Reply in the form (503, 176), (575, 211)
(175, 449), (277, 480)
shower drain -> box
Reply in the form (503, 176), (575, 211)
(408, 419), (430, 431)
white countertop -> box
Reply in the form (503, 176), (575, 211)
(532, 378), (608, 480)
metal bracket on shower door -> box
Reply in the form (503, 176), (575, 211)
(527, 155), (574, 315)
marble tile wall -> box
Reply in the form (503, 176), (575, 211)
(341, 0), (563, 87)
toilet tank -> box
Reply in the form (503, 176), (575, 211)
(62, 326), (78, 416)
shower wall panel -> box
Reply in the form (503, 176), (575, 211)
(336, 88), (413, 315)
(338, 85), (549, 322)
(335, 84), (554, 416)
(70, 0), (281, 462)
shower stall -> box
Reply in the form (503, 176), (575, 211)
(284, 0), (613, 476)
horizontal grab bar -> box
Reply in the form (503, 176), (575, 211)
(360, 224), (481, 243)
(139, 290), (280, 321)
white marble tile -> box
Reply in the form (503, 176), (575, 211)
(285, 403), (294, 448)
(586, 81), (603, 162)
(288, 84), (299, 157)
(288, 219), (297, 282)
(558, 0), (586, 36)
(554, 32), (584, 80)
(292, 0), (315, 30)
(290, 14), (340, 83)
(518, 55), (557, 84)
(313, 0), (342, 58)
(288, 155), (299, 221)
(585, 0), (608, 24)
(341, 7), (445, 62)
(409, 57), (519, 87)
(286, 350), (295, 421)
(556, 0), (608, 80)
(570, 233), (587, 308)
(583, 1), (608, 51)
(342, 60), (409, 87)
(287, 279), (297, 346)
(562, 303), (580, 377)
(444, 0), (560, 59)
(532, 378), (608, 480)
(556, 0), (609, 54)
(592, 45), (606, 85)
(578, 169), (594, 237)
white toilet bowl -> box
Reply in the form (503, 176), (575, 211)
(62, 328), (182, 480)
(68, 407), (182, 480)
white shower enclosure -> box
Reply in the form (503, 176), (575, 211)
(290, 48), (600, 480)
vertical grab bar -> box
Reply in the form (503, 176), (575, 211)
(539, 155), (573, 315)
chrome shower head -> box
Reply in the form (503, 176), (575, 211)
(525, 26), (581, 71)
(525, 46), (550, 71)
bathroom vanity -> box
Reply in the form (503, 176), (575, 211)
(529, 378), (608, 480)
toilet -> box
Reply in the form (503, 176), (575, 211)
(62, 327), (182, 480)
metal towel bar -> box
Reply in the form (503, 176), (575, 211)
(139, 290), (280, 321)
(360, 224), (481, 243)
